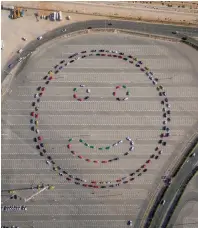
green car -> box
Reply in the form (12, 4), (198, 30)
(123, 58), (128, 61)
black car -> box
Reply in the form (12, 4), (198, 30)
(81, 51), (87, 53)
(119, 52), (124, 55)
(55, 70), (59, 74)
(158, 140), (163, 144)
(99, 49), (105, 52)
(87, 27), (92, 29)
(155, 155), (159, 159)
(108, 22), (112, 26)
(162, 141), (167, 146)
(150, 154), (155, 159)
(54, 65), (59, 68)
(167, 110), (171, 114)
(82, 55), (86, 58)
(70, 60), (74, 63)
(130, 172), (135, 176)
(91, 50), (97, 52)
(60, 60), (65, 64)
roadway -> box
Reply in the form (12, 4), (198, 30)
(148, 143), (198, 228)
(2, 19), (198, 82)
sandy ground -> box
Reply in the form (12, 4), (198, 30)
(1, 9), (107, 69)
(2, 1), (198, 26)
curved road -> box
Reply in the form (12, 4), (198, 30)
(149, 144), (198, 228)
(2, 19), (198, 82)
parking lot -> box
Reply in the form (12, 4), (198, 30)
(2, 32), (198, 228)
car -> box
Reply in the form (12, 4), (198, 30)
(102, 160), (108, 163)
(146, 159), (151, 164)
(112, 143), (118, 147)
(160, 200), (166, 205)
(123, 97), (128, 101)
(118, 140), (123, 144)
(87, 27), (92, 29)
(22, 37), (27, 41)
(81, 55), (86, 58)
(190, 153), (196, 157)
(182, 36), (187, 41)
(126, 136), (132, 141)
(35, 120), (38, 126)
(91, 50), (97, 52)
(152, 80), (157, 85)
(18, 57), (23, 62)
(172, 31), (178, 34)
(164, 98), (168, 102)
(127, 220), (133, 226)
(136, 169), (141, 172)
(138, 60), (143, 64)
(119, 52), (124, 55)
(141, 164), (146, 168)
(155, 155), (159, 159)
(8, 63), (14, 68)
(158, 150), (163, 155)
(163, 113), (167, 118)
(31, 111), (35, 117)
(61, 29), (67, 32)
(36, 129), (39, 134)
(59, 66), (63, 70)
(99, 49), (105, 52)
(35, 113), (39, 118)
(37, 36), (43, 40)
(166, 104), (171, 108)
(129, 146), (134, 151)
(150, 154), (155, 159)
(108, 22), (112, 26)
(158, 139), (163, 144)
(70, 60), (74, 63)
(18, 49), (23, 54)
(55, 70), (59, 74)
(46, 160), (51, 165)
(167, 110), (171, 115)
(162, 141), (167, 146)
(143, 168), (147, 172)
(138, 173), (142, 176)
(40, 143), (44, 147)
(60, 60), (65, 64)
(54, 65), (59, 69)
(38, 136), (42, 141)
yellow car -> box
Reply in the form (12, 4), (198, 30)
(35, 120), (38, 126)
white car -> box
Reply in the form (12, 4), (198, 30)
(129, 146), (134, 151)
(46, 160), (51, 165)
(128, 220), (133, 226)
(35, 93), (39, 98)
(123, 97), (128, 101)
(126, 136), (131, 141)
(80, 84), (85, 87)
(118, 140), (123, 144)
(37, 36), (43, 40)
(113, 143), (118, 147)
(86, 89), (91, 93)
(36, 129), (40, 134)
(18, 57), (23, 62)
(130, 141), (134, 145)
(22, 37), (27, 41)
(18, 49), (23, 54)
(161, 200), (166, 205)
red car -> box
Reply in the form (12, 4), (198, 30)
(113, 92), (116, 96)
(38, 136), (42, 141)
(107, 54), (112, 57)
(116, 179), (121, 182)
(71, 151), (76, 155)
(101, 54), (106, 56)
(86, 159), (91, 162)
(41, 87), (45, 91)
(66, 178), (71, 181)
(78, 155), (83, 159)
(83, 184), (88, 187)
(31, 112), (34, 117)
(116, 86), (121, 89)
(73, 94), (77, 98)
(67, 144), (72, 149)
(118, 56), (123, 59)
(91, 181), (97, 184)
(146, 159), (151, 164)
(78, 98), (83, 101)
(39, 92), (43, 97)
(35, 113), (39, 119)
(93, 185), (99, 188)
(141, 164), (146, 168)
(102, 160), (108, 163)
(93, 160), (99, 163)
(49, 76), (53, 80)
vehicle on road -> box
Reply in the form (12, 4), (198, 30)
(22, 37), (27, 41)
(37, 36), (43, 40)
(190, 152), (196, 157)
(17, 49), (23, 54)
(160, 200), (166, 205)
(61, 28), (66, 32)
(127, 220), (133, 226)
